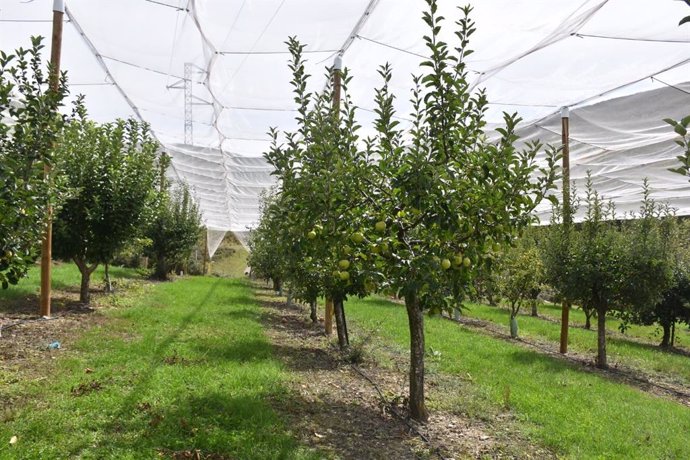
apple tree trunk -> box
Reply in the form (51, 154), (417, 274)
(74, 257), (98, 304)
(310, 300), (318, 323)
(405, 290), (429, 422)
(333, 295), (349, 349)
(596, 306), (607, 369)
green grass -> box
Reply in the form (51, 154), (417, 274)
(461, 302), (690, 386)
(210, 236), (249, 278)
(0, 262), (141, 304)
(346, 297), (690, 459)
(536, 301), (690, 350)
(0, 270), (318, 459)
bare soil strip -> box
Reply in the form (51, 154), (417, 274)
(256, 289), (555, 460)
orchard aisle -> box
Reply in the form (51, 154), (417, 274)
(255, 286), (554, 459)
(0, 273), (320, 459)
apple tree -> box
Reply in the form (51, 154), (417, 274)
(54, 113), (159, 302)
(145, 178), (203, 281)
(497, 236), (544, 338)
(264, 38), (379, 349)
(0, 37), (69, 289)
(348, 1), (560, 421)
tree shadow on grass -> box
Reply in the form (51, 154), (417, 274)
(507, 349), (573, 374)
(87, 388), (414, 459)
(190, 338), (336, 372)
(0, 294), (85, 317)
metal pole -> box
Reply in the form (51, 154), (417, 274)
(40, 0), (65, 318)
(559, 106), (571, 354)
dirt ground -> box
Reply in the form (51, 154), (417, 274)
(256, 288), (555, 460)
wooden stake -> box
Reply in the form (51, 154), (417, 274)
(202, 228), (210, 275)
(560, 107), (571, 354)
(39, 0), (65, 318)
(325, 297), (334, 335)
(323, 55), (342, 337)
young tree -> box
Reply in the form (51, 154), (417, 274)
(264, 39), (378, 349)
(247, 191), (289, 294)
(545, 176), (674, 368)
(497, 238), (544, 338)
(349, 2), (560, 421)
(145, 181), (202, 280)
(54, 114), (159, 303)
(0, 37), (68, 289)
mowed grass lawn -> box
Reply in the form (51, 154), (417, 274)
(0, 269), (318, 459)
(462, 301), (690, 386)
(346, 297), (690, 459)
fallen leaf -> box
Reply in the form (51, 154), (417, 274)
(9, 436), (17, 445)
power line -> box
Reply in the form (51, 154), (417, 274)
(144, 0), (188, 12)
(574, 32), (690, 44)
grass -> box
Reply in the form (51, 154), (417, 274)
(345, 296), (690, 459)
(461, 301), (690, 386)
(210, 235), (249, 279)
(0, 267), (319, 459)
(0, 262), (141, 305)
(535, 301), (690, 349)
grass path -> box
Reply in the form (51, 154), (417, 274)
(345, 297), (690, 459)
(0, 275), (318, 459)
(462, 301), (690, 388)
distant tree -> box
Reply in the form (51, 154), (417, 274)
(0, 37), (69, 289)
(545, 176), (673, 368)
(618, 217), (690, 348)
(54, 113), (159, 303)
(498, 237), (544, 338)
(247, 191), (289, 294)
(145, 180), (202, 280)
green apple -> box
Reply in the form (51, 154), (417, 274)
(375, 220), (386, 233)
(463, 257), (471, 268)
(441, 258), (452, 270)
(452, 255), (463, 266)
(333, 270), (341, 278)
(339, 271), (350, 281)
(338, 259), (350, 270)
(351, 232), (364, 244)
(307, 230), (317, 240)
(342, 245), (352, 255)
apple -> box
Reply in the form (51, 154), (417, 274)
(307, 230), (317, 240)
(375, 221), (386, 233)
(333, 270), (341, 278)
(452, 255), (463, 266)
(463, 257), (471, 268)
(342, 245), (352, 255)
(380, 242), (389, 254)
(351, 232), (364, 244)
(441, 258), (452, 270)
(338, 259), (350, 270)
(339, 271), (350, 281)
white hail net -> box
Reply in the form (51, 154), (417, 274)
(2, 0), (690, 253)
